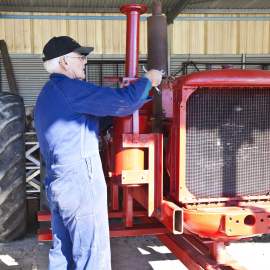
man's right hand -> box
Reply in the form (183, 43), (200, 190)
(144, 69), (163, 87)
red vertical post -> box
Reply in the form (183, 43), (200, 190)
(123, 186), (133, 227)
(120, 4), (147, 78)
(120, 4), (147, 134)
(112, 4), (147, 227)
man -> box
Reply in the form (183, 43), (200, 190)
(34, 36), (162, 270)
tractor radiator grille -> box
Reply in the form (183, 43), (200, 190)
(186, 88), (270, 199)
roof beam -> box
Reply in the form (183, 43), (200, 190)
(166, 0), (190, 24)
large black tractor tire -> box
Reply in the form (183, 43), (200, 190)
(0, 92), (26, 242)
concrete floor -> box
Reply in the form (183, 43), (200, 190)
(0, 234), (187, 270)
(1, 234), (270, 269)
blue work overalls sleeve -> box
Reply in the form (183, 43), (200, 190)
(55, 76), (152, 117)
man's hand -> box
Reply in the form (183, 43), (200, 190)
(144, 69), (163, 87)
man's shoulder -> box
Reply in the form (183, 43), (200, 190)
(38, 80), (53, 97)
(43, 80), (53, 89)
(60, 77), (98, 93)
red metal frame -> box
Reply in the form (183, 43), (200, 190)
(166, 69), (270, 240)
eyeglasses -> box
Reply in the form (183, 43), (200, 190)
(65, 55), (87, 61)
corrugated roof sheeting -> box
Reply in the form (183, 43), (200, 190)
(0, 0), (270, 13)
(186, 0), (270, 10)
(0, 0), (179, 13)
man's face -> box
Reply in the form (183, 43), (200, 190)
(63, 52), (87, 80)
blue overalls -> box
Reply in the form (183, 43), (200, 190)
(34, 73), (151, 269)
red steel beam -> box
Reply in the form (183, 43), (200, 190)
(37, 210), (51, 222)
(109, 210), (147, 219)
(158, 234), (218, 270)
(158, 233), (247, 270)
(38, 228), (52, 241)
(37, 218), (168, 241)
(110, 223), (168, 238)
(38, 209), (148, 221)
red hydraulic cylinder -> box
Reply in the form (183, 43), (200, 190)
(113, 4), (148, 177)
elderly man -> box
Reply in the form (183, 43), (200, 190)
(34, 36), (162, 270)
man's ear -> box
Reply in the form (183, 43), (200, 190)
(59, 56), (68, 70)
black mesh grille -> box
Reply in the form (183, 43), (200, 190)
(186, 88), (270, 199)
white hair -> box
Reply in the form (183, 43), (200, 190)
(43, 52), (80, 74)
(43, 56), (62, 74)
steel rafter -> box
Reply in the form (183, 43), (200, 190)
(166, 0), (191, 24)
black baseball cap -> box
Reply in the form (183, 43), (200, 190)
(42, 36), (94, 62)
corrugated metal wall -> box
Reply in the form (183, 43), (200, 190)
(2, 54), (270, 106)
(173, 14), (270, 54)
(0, 55), (48, 105)
(1, 13), (270, 54)
(0, 12), (147, 54)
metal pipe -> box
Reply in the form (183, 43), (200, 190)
(147, 0), (168, 72)
(120, 4), (147, 78)
(147, 0), (168, 132)
(121, 5), (147, 134)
